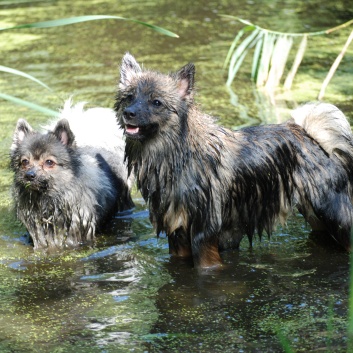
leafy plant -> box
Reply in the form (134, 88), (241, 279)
(0, 15), (179, 116)
(222, 16), (353, 99)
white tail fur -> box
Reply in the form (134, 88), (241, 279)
(291, 102), (353, 158)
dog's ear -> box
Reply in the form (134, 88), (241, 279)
(174, 63), (195, 100)
(52, 119), (76, 147)
(11, 119), (33, 151)
(119, 52), (142, 89)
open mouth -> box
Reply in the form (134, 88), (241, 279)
(124, 122), (159, 140)
(125, 124), (140, 136)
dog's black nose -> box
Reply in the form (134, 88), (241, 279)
(124, 107), (136, 120)
(25, 169), (36, 181)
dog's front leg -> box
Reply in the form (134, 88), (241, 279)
(168, 228), (192, 258)
(191, 233), (222, 269)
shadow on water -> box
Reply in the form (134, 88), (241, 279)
(0, 0), (353, 352)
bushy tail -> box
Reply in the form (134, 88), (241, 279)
(291, 102), (353, 164)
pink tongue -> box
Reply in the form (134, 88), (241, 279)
(126, 126), (139, 134)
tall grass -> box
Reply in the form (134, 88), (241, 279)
(222, 16), (353, 99)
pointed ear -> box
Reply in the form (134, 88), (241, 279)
(11, 119), (33, 151)
(52, 119), (75, 147)
(119, 52), (142, 89)
(174, 63), (195, 100)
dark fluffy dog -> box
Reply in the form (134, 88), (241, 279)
(10, 99), (134, 250)
(115, 53), (353, 268)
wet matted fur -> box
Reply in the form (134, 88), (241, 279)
(115, 53), (353, 268)
(10, 99), (134, 250)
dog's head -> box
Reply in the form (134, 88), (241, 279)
(10, 119), (79, 192)
(114, 53), (195, 141)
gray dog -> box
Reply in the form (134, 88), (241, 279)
(115, 53), (353, 268)
(11, 99), (134, 250)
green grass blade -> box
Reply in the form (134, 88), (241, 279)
(219, 15), (254, 28)
(284, 34), (308, 90)
(128, 18), (179, 38)
(223, 25), (255, 69)
(220, 15), (353, 37)
(227, 28), (261, 85)
(265, 35), (293, 89)
(226, 49), (249, 86)
(0, 93), (60, 117)
(223, 15), (353, 90)
(223, 28), (246, 70)
(0, 15), (179, 38)
(318, 28), (353, 100)
(251, 32), (264, 80)
(256, 31), (276, 86)
(0, 65), (52, 91)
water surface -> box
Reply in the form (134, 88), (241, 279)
(0, 0), (352, 352)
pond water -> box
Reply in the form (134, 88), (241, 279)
(0, 0), (353, 352)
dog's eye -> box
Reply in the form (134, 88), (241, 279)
(44, 159), (56, 168)
(126, 94), (134, 102)
(21, 159), (29, 167)
(152, 99), (162, 107)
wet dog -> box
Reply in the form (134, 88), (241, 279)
(10, 99), (134, 250)
(115, 53), (353, 268)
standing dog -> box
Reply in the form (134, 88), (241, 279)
(115, 53), (353, 268)
(11, 99), (134, 250)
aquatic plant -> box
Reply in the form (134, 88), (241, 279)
(0, 15), (178, 115)
(222, 16), (353, 99)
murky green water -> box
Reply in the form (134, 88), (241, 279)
(0, 0), (353, 352)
